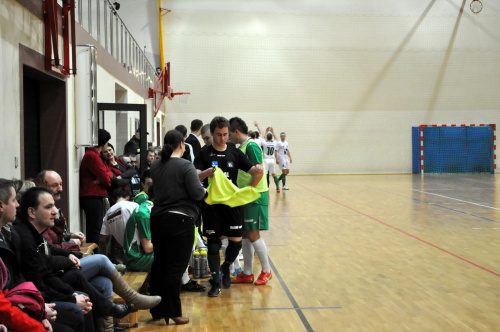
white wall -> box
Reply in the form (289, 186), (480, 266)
(0, 0), (44, 179)
(162, 7), (500, 174)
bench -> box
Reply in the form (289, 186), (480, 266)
(112, 271), (148, 328)
(79, 243), (98, 257)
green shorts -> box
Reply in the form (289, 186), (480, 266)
(124, 252), (154, 272)
(242, 191), (269, 231)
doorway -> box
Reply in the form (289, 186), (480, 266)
(21, 65), (68, 214)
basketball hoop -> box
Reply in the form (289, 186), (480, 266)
(470, 0), (483, 14)
(149, 62), (191, 115)
(177, 93), (190, 104)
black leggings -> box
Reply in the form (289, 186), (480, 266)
(80, 196), (105, 248)
(150, 213), (195, 318)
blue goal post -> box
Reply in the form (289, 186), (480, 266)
(412, 124), (496, 174)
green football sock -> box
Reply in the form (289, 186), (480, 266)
(273, 176), (280, 189)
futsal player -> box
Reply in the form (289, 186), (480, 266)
(229, 117), (272, 285)
(275, 132), (292, 190)
(194, 116), (263, 296)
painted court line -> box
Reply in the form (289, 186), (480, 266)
(252, 307), (342, 311)
(298, 184), (500, 279)
(367, 185), (500, 224)
(412, 189), (500, 211)
(268, 257), (314, 332)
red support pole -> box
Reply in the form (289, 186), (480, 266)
(70, 0), (77, 75)
(62, 0), (69, 74)
(43, 0), (52, 70)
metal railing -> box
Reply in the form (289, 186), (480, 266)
(75, 0), (157, 89)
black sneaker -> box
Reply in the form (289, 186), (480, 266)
(208, 282), (221, 297)
(221, 264), (231, 289)
(181, 279), (206, 292)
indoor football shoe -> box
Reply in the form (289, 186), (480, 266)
(232, 272), (254, 283)
(208, 283), (221, 297)
(221, 264), (231, 289)
(282, 186), (289, 190)
(254, 270), (272, 285)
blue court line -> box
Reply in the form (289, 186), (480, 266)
(268, 257), (314, 332)
(252, 307), (342, 311)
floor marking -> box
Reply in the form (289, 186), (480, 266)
(298, 184), (500, 278)
(371, 187), (500, 224)
(268, 257), (314, 332)
(412, 189), (500, 211)
(252, 307), (342, 311)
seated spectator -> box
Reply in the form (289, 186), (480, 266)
(0, 266), (51, 332)
(0, 179), (81, 332)
(36, 171), (161, 313)
(15, 187), (136, 325)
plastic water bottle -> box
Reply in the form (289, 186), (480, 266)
(193, 249), (201, 279)
(200, 248), (209, 278)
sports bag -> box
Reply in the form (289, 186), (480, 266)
(5, 281), (47, 321)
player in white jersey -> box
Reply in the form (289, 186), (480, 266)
(100, 188), (138, 248)
(275, 132), (293, 190)
(263, 132), (281, 192)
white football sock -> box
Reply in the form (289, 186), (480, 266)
(233, 255), (241, 270)
(242, 238), (255, 275)
(252, 238), (270, 273)
(181, 268), (190, 285)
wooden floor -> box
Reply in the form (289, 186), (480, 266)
(133, 174), (500, 332)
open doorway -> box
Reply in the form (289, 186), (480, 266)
(21, 65), (68, 214)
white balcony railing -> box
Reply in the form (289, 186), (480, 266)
(75, 0), (157, 89)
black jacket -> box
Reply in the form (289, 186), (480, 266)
(0, 223), (25, 290)
(186, 133), (202, 160)
(124, 135), (141, 155)
(13, 219), (76, 303)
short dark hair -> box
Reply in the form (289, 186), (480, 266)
(210, 116), (229, 134)
(229, 117), (248, 135)
(0, 179), (14, 204)
(19, 187), (53, 221)
(107, 143), (115, 151)
(36, 170), (47, 182)
(266, 132), (273, 140)
(111, 187), (131, 202)
(190, 119), (203, 132)
(140, 169), (151, 184)
(201, 124), (211, 136)
(147, 147), (155, 154)
(174, 125), (187, 137)
(248, 131), (256, 139)
(98, 129), (111, 147)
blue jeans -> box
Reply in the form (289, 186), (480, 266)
(80, 254), (115, 298)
